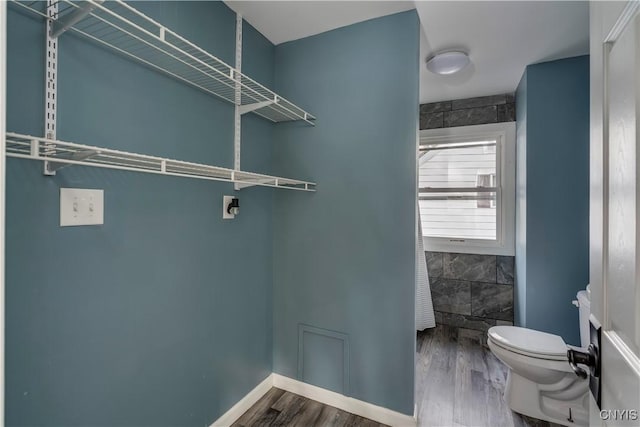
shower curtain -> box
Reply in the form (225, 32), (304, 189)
(416, 204), (436, 330)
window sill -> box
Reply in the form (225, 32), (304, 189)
(423, 237), (515, 256)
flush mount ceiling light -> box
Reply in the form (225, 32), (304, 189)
(426, 51), (470, 75)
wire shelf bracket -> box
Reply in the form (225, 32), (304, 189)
(51, 0), (103, 38)
(239, 100), (276, 116)
(45, 149), (100, 174)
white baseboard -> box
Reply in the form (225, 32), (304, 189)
(210, 373), (417, 427)
(210, 374), (274, 427)
(272, 374), (417, 427)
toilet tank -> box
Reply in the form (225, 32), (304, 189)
(576, 290), (591, 348)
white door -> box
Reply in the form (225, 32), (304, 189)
(590, 1), (640, 425)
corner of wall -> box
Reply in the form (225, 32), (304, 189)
(514, 68), (528, 327)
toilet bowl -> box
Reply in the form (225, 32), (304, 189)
(487, 289), (590, 426)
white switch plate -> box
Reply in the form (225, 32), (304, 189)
(223, 195), (235, 219)
(60, 188), (104, 227)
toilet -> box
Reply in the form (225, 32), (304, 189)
(487, 289), (591, 426)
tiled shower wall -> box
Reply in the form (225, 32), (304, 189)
(419, 93), (515, 129)
(420, 94), (517, 332)
(426, 252), (515, 331)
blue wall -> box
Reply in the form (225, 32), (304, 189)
(7, 3), (276, 425)
(515, 56), (590, 345)
(271, 11), (419, 415)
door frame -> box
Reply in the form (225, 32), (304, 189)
(1, 1), (7, 424)
(589, 1), (640, 424)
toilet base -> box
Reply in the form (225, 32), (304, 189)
(504, 370), (589, 426)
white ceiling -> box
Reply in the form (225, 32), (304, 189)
(224, 1), (590, 104)
(416, 1), (589, 103)
(225, 1), (415, 45)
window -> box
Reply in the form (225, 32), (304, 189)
(418, 123), (515, 255)
(476, 173), (496, 208)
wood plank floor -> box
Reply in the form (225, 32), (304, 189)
(232, 387), (388, 427)
(233, 324), (562, 427)
(416, 325), (563, 427)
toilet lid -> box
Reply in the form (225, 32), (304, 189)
(488, 326), (567, 358)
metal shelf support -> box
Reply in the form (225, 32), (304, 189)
(238, 100), (277, 115)
(43, 0), (57, 175)
(45, 149), (99, 174)
(51, 0), (103, 38)
(234, 13), (242, 190)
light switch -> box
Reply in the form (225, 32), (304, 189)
(60, 188), (104, 226)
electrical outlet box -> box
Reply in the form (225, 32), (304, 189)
(223, 195), (236, 219)
(60, 188), (104, 226)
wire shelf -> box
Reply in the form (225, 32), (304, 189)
(6, 133), (316, 191)
(11, 0), (316, 125)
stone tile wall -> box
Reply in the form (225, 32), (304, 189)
(426, 252), (515, 331)
(420, 94), (515, 129)
(420, 94), (516, 331)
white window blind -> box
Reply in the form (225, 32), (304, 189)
(419, 141), (498, 240)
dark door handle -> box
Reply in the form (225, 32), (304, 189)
(567, 343), (599, 379)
